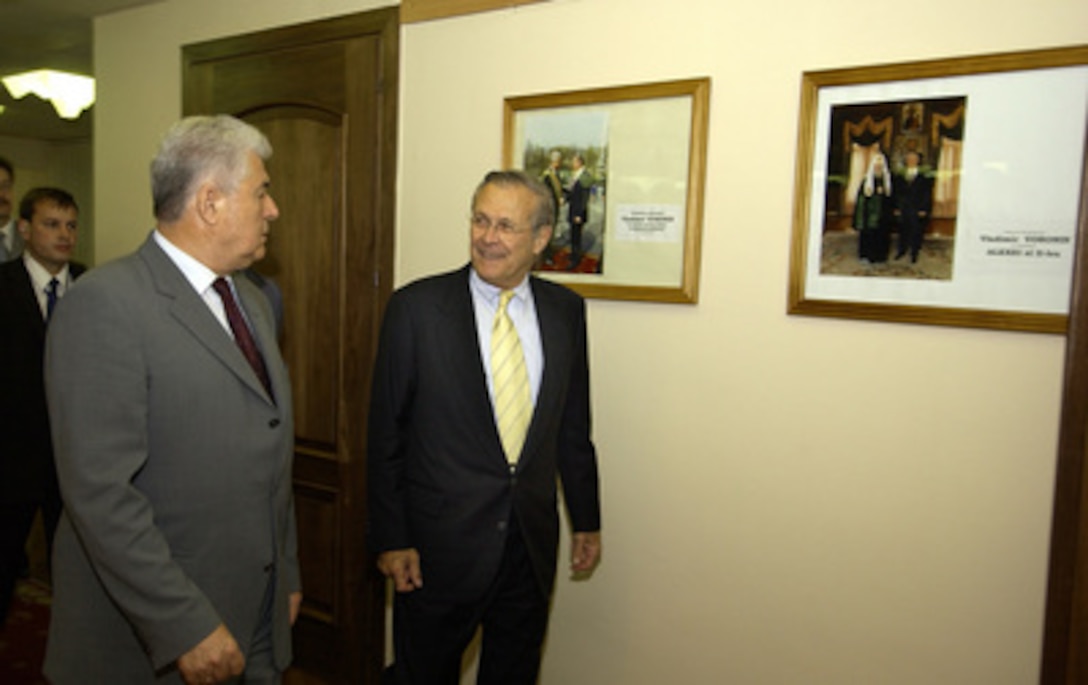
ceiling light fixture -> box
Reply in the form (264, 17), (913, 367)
(1, 70), (95, 120)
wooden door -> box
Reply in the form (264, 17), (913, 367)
(182, 8), (398, 683)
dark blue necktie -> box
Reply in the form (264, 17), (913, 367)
(45, 278), (59, 322)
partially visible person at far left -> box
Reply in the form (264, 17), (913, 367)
(43, 114), (301, 685)
(0, 157), (23, 261)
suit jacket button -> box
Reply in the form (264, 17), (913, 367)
(269, 418), (280, 428)
(497, 520), (507, 532)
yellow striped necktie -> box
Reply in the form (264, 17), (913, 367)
(491, 290), (531, 466)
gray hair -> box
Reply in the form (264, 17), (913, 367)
(151, 115), (272, 223)
(471, 169), (555, 232)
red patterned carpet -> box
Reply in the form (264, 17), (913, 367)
(0, 579), (50, 684)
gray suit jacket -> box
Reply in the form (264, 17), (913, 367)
(43, 235), (299, 683)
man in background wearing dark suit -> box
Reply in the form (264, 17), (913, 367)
(0, 157), (23, 262)
(0, 187), (83, 624)
(368, 170), (602, 684)
(44, 115), (300, 685)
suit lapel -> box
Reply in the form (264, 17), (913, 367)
(437, 267), (510, 464)
(523, 278), (568, 465)
(444, 267), (497, 424)
(2, 259), (88, 338)
(2, 260), (47, 342)
(138, 237), (275, 405)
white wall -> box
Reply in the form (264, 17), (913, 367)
(96, 1), (1087, 683)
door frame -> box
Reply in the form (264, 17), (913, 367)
(1041, 127), (1088, 683)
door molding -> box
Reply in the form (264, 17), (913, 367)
(1041, 125), (1088, 683)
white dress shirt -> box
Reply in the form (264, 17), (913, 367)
(470, 269), (544, 407)
(152, 230), (242, 337)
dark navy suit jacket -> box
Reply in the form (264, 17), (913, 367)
(0, 257), (84, 505)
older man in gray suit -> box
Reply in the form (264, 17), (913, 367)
(44, 115), (300, 684)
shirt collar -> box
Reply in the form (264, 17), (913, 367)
(22, 252), (71, 293)
(469, 268), (530, 306)
(153, 229), (223, 295)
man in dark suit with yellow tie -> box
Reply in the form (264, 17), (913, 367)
(368, 170), (602, 684)
(44, 115), (300, 684)
(0, 187), (83, 624)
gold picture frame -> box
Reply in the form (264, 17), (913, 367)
(504, 77), (710, 303)
(788, 45), (1088, 333)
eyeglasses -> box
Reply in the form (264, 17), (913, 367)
(470, 212), (528, 236)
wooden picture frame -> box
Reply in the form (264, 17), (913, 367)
(504, 77), (710, 303)
(788, 45), (1088, 333)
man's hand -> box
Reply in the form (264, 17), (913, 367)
(289, 591), (303, 625)
(377, 548), (423, 592)
(177, 624), (244, 685)
(571, 531), (602, 574)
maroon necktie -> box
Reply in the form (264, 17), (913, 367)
(213, 277), (273, 399)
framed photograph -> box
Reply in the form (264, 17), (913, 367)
(788, 45), (1088, 333)
(504, 77), (710, 303)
